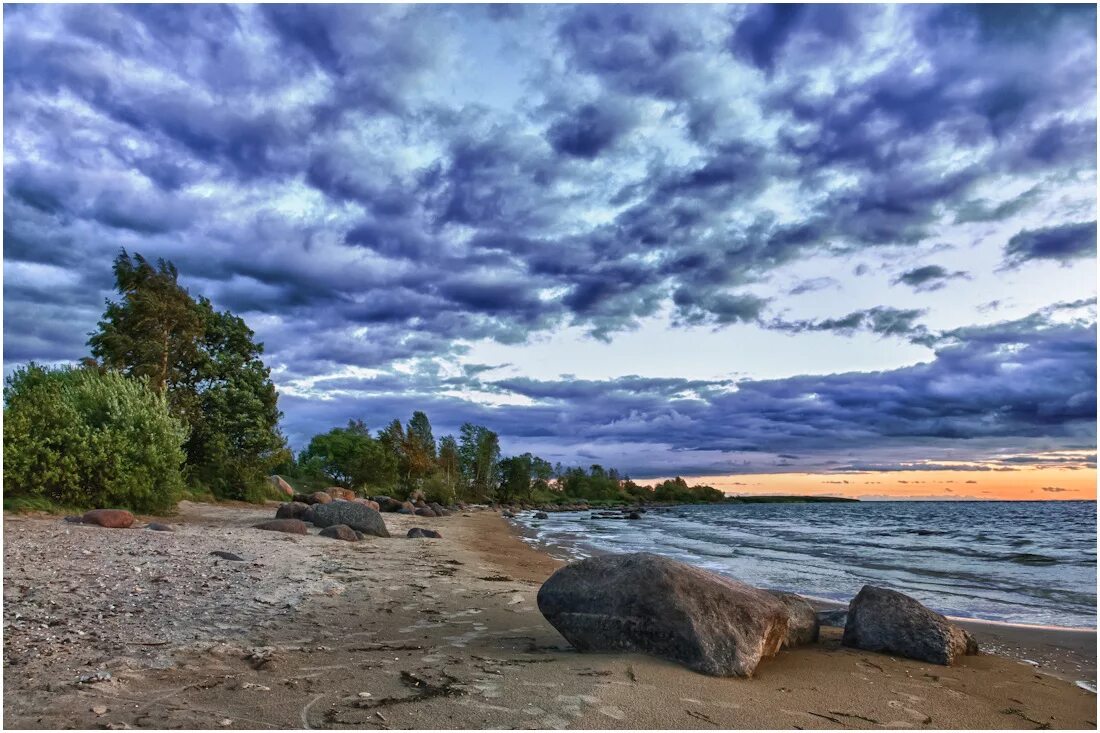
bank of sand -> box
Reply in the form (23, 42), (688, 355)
(3, 502), (1096, 729)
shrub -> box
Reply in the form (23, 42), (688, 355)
(4, 364), (188, 514)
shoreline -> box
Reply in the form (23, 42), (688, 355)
(504, 512), (1098, 689)
(4, 502), (1097, 729)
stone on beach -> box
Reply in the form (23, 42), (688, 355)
(534, 511), (549, 519)
(537, 552), (790, 677)
(145, 522), (174, 532)
(414, 507), (438, 517)
(253, 518), (309, 535)
(841, 585), (979, 665)
(80, 509), (135, 529)
(319, 524), (361, 542)
(267, 475), (294, 496)
(275, 501), (311, 520)
(769, 592), (820, 647)
(407, 527), (442, 539)
(353, 498), (381, 512)
(377, 497), (404, 512)
(309, 501), (390, 538)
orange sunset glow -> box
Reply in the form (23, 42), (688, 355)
(657, 467), (1098, 501)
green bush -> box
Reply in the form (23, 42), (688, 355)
(4, 364), (188, 514)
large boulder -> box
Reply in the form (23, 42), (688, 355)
(276, 501), (311, 520)
(841, 585), (979, 665)
(254, 519), (309, 535)
(770, 592), (820, 647)
(319, 524), (362, 542)
(428, 502), (449, 516)
(268, 475), (295, 497)
(537, 553), (789, 677)
(414, 507), (438, 517)
(326, 487), (356, 501)
(398, 501), (415, 515)
(310, 501), (390, 538)
(310, 491), (333, 505)
(81, 509), (135, 529)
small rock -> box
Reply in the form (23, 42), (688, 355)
(81, 509), (134, 529)
(534, 511), (549, 519)
(414, 507), (438, 517)
(77, 670), (112, 684)
(407, 528), (442, 539)
(310, 491), (333, 504)
(253, 519), (309, 535)
(211, 551), (246, 561)
(145, 522), (174, 532)
(319, 524), (360, 542)
(92, 706), (108, 715)
(275, 502), (311, 521)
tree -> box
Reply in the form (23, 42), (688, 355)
(185, 300), (290, 498)
(437, 434), (461, 499)
(458, 422), (500, 501)
(377, 418), (408, 490)
(88, 250), (289, 500)
(404, 411), (437, 488)
(298, 420), (396, 490)
(3, 364), (187, 513)
(88, 251), (204, 396)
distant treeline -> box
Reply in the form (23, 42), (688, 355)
(280, 416), (729, 506)
(2, 251), (845, 513)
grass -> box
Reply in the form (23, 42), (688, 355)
(3, 495), (86, 516)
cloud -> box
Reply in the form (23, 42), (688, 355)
(2, 4), (1095, 475)
(892, 265), (970, 292)
(1002, 222), (1098, 268)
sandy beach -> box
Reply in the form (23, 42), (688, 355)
(4, 502), (1096, 730)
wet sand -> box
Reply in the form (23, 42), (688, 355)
(4, 503), (1096, 729)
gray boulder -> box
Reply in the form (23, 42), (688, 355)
(537, 552), (789, 677)
(310, 501), (390, 538)
(534, 511), (549, 519)
(407, 527), (443, 539)
(841, 585), (979, 665)
(769, 592), (819, 647)
(414, 507), (438, 517)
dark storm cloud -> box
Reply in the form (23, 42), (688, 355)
(770, 306), (933, 344)
(3, 4), (1095, 472)
(546, 98), (640, 159)
(1002, 222), (1098, 268)
(892, 265), (969, 292)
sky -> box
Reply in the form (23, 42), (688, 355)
(3, 4), (1097, 500)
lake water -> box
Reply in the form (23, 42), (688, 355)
(510, 500), (1097, 628)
